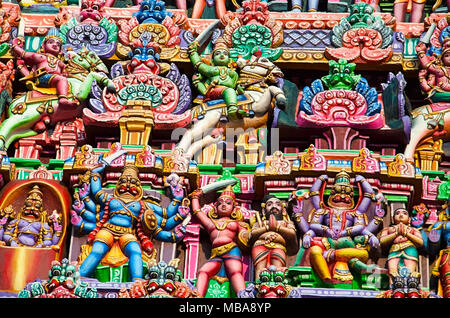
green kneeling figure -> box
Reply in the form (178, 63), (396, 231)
(188, 39), (245, 122)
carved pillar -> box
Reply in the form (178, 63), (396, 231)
(159, 242), (177, 264)
(197, 143), (223, 165)
(414, 137), (443, 171)
(53, 120), (86, 160)
(235, 131), (265, 165)
(119, 100), (154, 146)
(183, 223), (201, 280)
(318, 127), (368, 150)
(15, 138), (42, 160)
(14, 133), (47, 159)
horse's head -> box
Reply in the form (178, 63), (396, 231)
(238, 54), (283, 84)
(66, 47), (109, 74)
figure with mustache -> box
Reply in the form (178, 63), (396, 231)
(11, 32), (78, 109)
(190, 185), (250, 297)
(127, 36), (161, 75)
(188, 38), (246, 122)
(133, 0), (173, 24)
(241, 0), (270, 25)
(79, 0), (106, 23)
(248, 195), (298, 280)
(0, 185), (62, 248)
(379, 208), (423, 283)
(299, 170), (382, 284)
(75, 162), (189, 281)
(426, 198), (450, 297)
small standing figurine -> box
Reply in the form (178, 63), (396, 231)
(11, 31), (78, 108)
(428, 198), (450, 298)
(190, 185), (250, 297)
(394, 0), (425, 23)
(416, 36), (450, 100)
(248, 195), (298, 280)
(379, 208), (424, 282)
(0, 185), (62, 249)
(188, 39), (245, 122)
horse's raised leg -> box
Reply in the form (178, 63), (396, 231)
(0, 102), (42, 150)
(74, 72), (115, 101)
(269, 86), (287, 108)
(177, 110), (221, 154)
(404, 113), (433, 160)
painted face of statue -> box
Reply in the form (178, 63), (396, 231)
(80, 0), (105, 22)
(43, 38), (62, 57)
(117, 176), (142, 198)
(257, 267), (288, 298)
(393, 208), (410, 225)
(216, 196), (234, 217)
(328, 184), (354, 209)
(134, 0), (171, 24)
(242, 0), (268, 25)
(212, 49), (231, 67)
(322, 59), (360, 90)
(348, 3), (374, 26)
(442, 51), (450, 67)
(114, 166), (143, 202)
(22, 196), (43, 220)
(264, 198), (283, 221)
(146, 261), (178, 297)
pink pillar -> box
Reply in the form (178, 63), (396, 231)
(14, 134), (46, 159)
(183, 223), (201, 280)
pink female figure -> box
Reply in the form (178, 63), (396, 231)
(190, 185), (250, 297)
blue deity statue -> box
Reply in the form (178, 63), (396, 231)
(71, 160), (190, 281)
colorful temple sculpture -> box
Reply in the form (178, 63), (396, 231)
(1, 0), (450, 300)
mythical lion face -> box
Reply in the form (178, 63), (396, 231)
(134, 0), (172, 24)
(146, 261), (180, 297)
(321, 58), (361, 90)
(241, 0), (269, 25)
(80, 0), (105, 22)
(256, 267), (289, 298)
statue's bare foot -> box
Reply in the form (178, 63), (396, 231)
(58, 97), (78, 108)
(228, 105), (239, 121)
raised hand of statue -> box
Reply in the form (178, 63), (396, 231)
(0, 216), (7, 225)
(398, 223), (408, 237)
(189, 188), (203, 199)
(188, 41), (199, 55)
(78, 183), (90, 200)
(72, 197), (85, 213)
(12, 36), (25, 48)
(70, 209), (83, 227)
(178, 204), (190, 218)
(415, 41), (428, 54)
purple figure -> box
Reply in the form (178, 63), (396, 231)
(0, 186), (62, 248)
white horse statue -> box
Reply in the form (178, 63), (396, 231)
(176, 54), (286, 159)
(404, 103), (450, 160)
